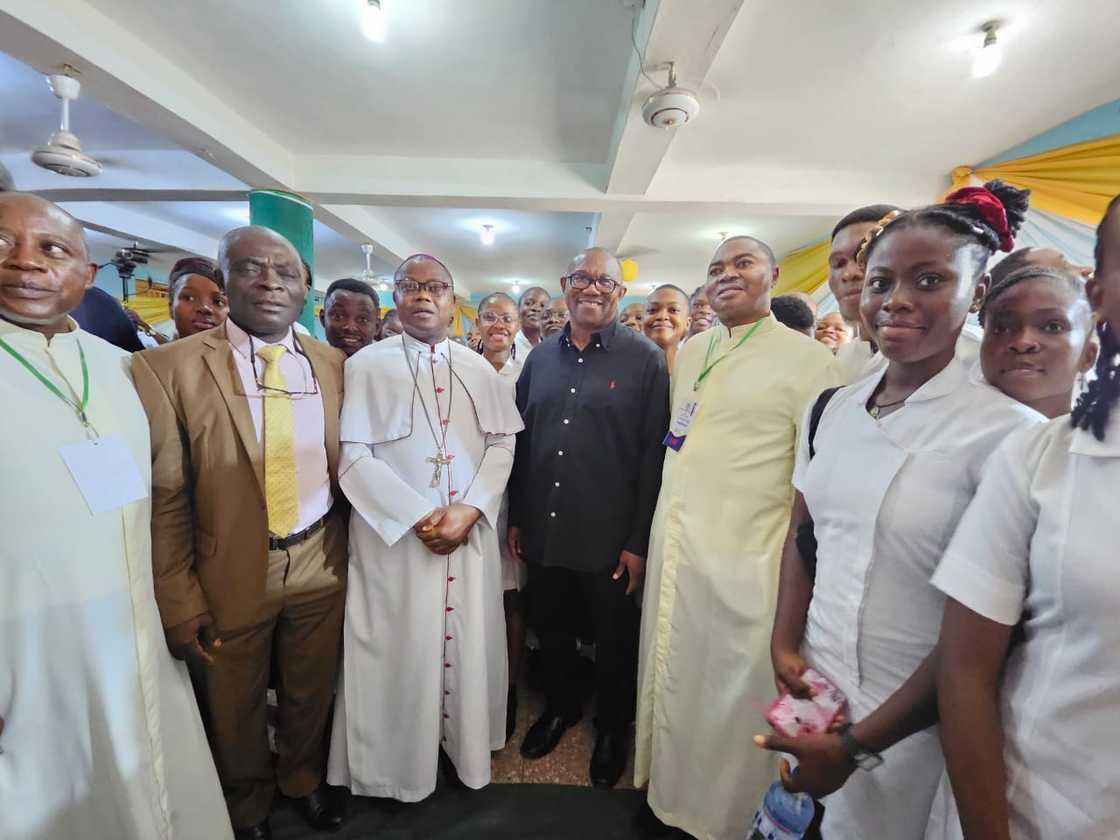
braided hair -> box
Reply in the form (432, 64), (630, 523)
(1071, 193), (1120, 440)
(858, 180), (1031, 277)
(978, 264), (1088, 326)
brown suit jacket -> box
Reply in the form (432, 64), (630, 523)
(132, 325), (348, 633)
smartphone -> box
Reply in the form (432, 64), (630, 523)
(764, 668), (847, 738)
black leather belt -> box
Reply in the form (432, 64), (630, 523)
(269, 511), (330, 551)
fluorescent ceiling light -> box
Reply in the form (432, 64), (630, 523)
(481, 225), (496, 246)
(361, 0), (387, 43)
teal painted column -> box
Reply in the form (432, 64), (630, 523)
(248, 189), (317, 332)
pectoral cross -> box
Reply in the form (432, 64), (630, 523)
(427, 450), (453, 488)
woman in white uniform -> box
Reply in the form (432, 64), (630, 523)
(477, 292), (526, 741)
(758, 182), (1043, 838)
(933, 194), (1120, 840)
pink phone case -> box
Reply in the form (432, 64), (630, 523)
(764, 668), (848, 738)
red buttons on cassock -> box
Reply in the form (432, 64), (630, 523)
(446, 606), (454, 612)
(448, 576), (456, 582)
(445, 635), (453, 641)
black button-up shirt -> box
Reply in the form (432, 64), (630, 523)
(509, 319), (670, 573)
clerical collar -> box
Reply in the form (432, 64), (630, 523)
(401, 330), (451, 358)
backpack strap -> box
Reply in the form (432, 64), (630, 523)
(807, 386), (841, 460)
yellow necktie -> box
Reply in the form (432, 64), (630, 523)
(257, 344), (299, 536)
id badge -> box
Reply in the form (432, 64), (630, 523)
(664, 399), (700, 451)
(59, 434), (148, 514)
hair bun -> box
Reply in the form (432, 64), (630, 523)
(983, 179), (1031, 238)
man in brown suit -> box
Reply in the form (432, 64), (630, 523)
(132, 226), (347, 840)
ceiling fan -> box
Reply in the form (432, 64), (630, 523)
(31, 68), (103, 178)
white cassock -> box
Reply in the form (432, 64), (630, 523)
(328, 332), (523, 801)
(0, 318), (231, 840)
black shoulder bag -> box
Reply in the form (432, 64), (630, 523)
(794, 386), (840, 581)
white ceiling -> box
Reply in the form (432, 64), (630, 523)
(0, 49), (174, 152)
(619, 212), (835, 296)
(94, 201), (397, 283)
(74, 0), (635, 161)
(347, 206), (597, 293)
(662, 0), (1120, 174)
(0, 0), (1117, 306)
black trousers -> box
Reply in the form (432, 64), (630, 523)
(527, 562), (640, 733)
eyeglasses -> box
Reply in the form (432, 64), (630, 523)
(563, 273), (620, 294)
(248, 336), (321, 398)
(479, 312), (518, 326)
(396, 279), (452, 296)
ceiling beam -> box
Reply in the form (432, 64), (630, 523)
(59, 200), (220, 258)
(603, 0), (747, 196)
(34, 163), (939, 217)
(0, 0), (422, 263)
(315, 205), (422, 275)
(591, 209), (637, 253)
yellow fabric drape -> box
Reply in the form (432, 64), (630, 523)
(773, 239), (830, 296)
(453, 301), (477, 337)
(124, 296), (171, 325)
(950, 134), (1120, 226)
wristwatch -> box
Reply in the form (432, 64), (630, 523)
(837, 723), (884, 770)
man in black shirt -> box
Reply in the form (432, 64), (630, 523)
(508, 247), (670, 788)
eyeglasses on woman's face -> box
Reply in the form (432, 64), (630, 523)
(478, 311), (518, 326)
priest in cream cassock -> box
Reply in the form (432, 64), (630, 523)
(328, 254), (523, 801)
(0, 192), (231, 839)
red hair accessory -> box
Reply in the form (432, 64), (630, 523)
(944, 186), (1015, 252)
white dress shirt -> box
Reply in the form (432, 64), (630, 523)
(932, 411), (1120, 839)
(792, 355), (1043, 838)
(513, 330), (537, 362)
(225, 319), (332, 534)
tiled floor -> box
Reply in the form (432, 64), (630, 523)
(491, 679), (636, 788)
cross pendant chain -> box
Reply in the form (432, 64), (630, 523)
(403, 337), (456, 490)
(427, 451), (454, 488)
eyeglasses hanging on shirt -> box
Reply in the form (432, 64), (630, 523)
(247, 334), (320, 398)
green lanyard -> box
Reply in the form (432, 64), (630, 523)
(694, 316), (766, 391)
(0, 336), (91, 428)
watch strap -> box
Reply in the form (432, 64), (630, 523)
(837, 723), (883, 770)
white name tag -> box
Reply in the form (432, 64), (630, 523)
(59, 434), (148, 515)
(670, 399), (700, 438)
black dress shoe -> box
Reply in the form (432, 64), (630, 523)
(505, 684), (519, 743)
(234, 821), (271, 840)
(520, 708), (580, 759)
(590, 730), (628, 789)
(292, 786), (344, 833)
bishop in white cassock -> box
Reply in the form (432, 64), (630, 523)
(328, 255), (522, 802)
(0, 193), (231, 840)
